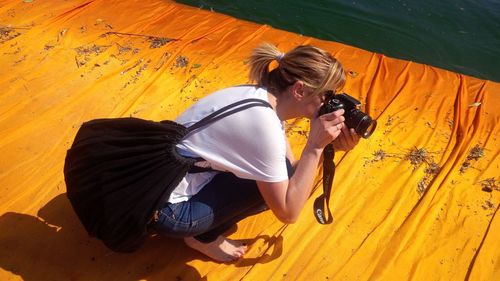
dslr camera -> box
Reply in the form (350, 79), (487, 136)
(319, 91), (377, 138)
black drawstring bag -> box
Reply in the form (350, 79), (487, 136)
(64, 99), (271, 252)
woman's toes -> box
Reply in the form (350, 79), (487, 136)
(184, 236), (250, 263)
(237, 247), (247, 255)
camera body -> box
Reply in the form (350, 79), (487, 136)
(319, 92), (377, 138)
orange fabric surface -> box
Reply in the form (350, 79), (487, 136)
(0, 0), (499, 280)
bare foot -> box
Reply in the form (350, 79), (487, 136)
(184, 236), (248, 262)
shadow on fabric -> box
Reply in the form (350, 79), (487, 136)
(236, 235), (284, 268)
(0, 194), (205, 281)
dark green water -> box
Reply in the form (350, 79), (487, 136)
(177, 0), (500, 82)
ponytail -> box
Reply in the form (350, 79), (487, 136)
(248, 43), (346, 96)
(248, 43), (284, 87)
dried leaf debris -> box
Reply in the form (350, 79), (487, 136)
(405, 147), (430, 169)
(100, 31), (177, 49)
(0, 26), (24, 44)
(365, 147), (441, 196)
(74, 44), (111, 67)
(480, 177), (499, 193)
(175, 55), (189, 68)
(460, 145), (485, 173)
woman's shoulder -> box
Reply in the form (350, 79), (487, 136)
(209, 84), (267, 100)
(175, 85), (271, 125)
(185, 85), (269, 114)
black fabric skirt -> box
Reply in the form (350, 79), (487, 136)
(64, 117), (195, 252)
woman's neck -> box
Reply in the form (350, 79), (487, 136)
(267, 90), (297, 121)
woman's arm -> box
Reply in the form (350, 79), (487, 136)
(257, 109), (345, 224)
(285, 135), (297, 170)
(257, 145), (322, 223)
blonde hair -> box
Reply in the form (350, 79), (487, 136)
(248, 43), (345, 96)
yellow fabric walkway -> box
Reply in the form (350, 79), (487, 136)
(0, 0), (498, 280)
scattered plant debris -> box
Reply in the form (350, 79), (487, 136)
(4, 46), (21, 55)
(365, 146), (440, 196)
(115, 42), (132, 54)
(284, 121), (309, 137)
(482, 198), (495, 210)
(459, 162), (471, 174)
(74, 44), (111, 67)
(121, 59), (143, 75)
(131, 64), (148, 83)
(178, 74), (199, 93)
(404, 147), (441, 195)
(13, 54), (27, 65)
(75, 44), (110, 56)
(385, 115), (394, 127)
(447, 119), (454, 129)
(467, 145), (485, 161)
(94, 18), (113, 29)
(364, 149), (393, 164)
(0, 26), (21, 43)
(347, 70), (358, 77)
(405, 147), (429, 168)
(424, 162), (440, 175)
(372, 150), (386, 162)
(382, 115), (404, 134)
(154, 52), (171, 70)
(417, 163), (441, 196)
(175, 55), (189, 68)
(57, 28), (68, 42)
(133, 59), (150, 78)
(100, 31), (177, 48)
(480, 177), (499, 193)
(7, 9), (16, 17)
(122, 59), (151, 88)
(417, 178), (427, 196)
(74, 56), (81, 68)
(149, 37), (171, 48)
(460, 144), (485, 173)
(114, 42), (140, 56)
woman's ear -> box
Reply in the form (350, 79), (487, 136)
(291, 81), (306, 101)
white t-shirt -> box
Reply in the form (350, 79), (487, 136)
(167, 85), (288, 203)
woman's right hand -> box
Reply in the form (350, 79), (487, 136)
(256, 109), (346, 224)
(306, 109), (345, 151)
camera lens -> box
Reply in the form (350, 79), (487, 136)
(346, 109), (377, 138)
(359, 117), (377, 138)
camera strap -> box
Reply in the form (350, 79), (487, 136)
(313, 143), (335, 224)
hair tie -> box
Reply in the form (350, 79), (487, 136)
(276, 52), (285, 62)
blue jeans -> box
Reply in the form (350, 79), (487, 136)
(152, 172), (268, 243)
(153, 160), (293, 243)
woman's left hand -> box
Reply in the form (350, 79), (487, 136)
(332, 125), (361, 151)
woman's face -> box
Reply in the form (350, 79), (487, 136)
(298, 88), (327, 119)
(284, 81), (329, 120)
